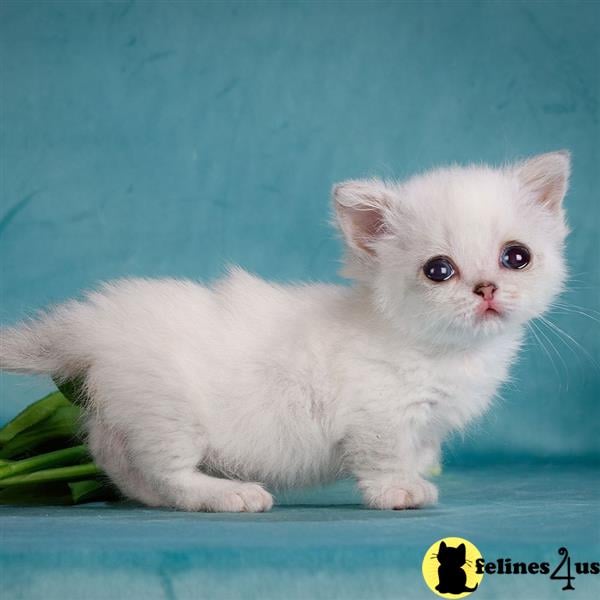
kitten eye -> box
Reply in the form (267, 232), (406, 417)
(423, 256), (456, 282)
(501, 244), (531, 270)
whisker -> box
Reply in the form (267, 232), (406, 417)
(550, 303), (600, 324)
(527, 322), (560, 381)
(551, 308), (600, 325)
(538, 316), (599, 370)
(531, 319), (569, 382)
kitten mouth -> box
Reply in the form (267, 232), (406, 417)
(478, 305), (503, 320)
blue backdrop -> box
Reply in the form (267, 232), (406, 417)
(1, 0), (598, 465)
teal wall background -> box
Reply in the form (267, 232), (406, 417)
(0, 0), (598, 464)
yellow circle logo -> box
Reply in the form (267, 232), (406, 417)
(422, 537), (484, 598)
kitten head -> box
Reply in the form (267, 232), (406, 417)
(334, 152), (570, 346)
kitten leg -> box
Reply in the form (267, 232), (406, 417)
(86, 418), (165, 507)
(346, 403), (440, 510)
(86, 415), (273, 512)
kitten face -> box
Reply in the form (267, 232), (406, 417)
(334, 152), (570, 346)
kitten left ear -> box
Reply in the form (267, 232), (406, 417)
(333, 179), (392, 256)
(516, 150), (571, 212)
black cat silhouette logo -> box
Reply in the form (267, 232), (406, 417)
(422, 537), (484, 598)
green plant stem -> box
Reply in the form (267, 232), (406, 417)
(54, 377), (86, 405)
(0, 463), (102, 486)
(0, 405), (82, 459)
(68, 479), (107, 503)
(0, 482), (73, 505)
(0, 445), (89, 480)
(0, 392), (71, 444)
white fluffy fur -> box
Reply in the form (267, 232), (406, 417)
(0, 152), (570, 512)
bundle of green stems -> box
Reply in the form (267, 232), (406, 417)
(0, 383), (116, 505)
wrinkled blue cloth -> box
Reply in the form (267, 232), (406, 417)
(1, 465), (598, 599)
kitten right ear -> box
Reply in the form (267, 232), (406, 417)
(333, 179), (392, 257)
(516, 150), (571, 213)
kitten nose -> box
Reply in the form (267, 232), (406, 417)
(473, 282), (497, 301)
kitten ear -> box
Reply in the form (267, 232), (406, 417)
(439, 541), (447, 551)
(516, 150), (570, 213)
(333, 179), (392, 256)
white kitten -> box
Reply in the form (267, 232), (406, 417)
(0, 152), (569, 512)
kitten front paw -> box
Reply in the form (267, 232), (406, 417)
(360, 477), (438, 510)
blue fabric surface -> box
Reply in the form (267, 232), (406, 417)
(1, 465), (598, 599)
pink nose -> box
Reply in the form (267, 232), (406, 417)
(473, 282), (497, 301)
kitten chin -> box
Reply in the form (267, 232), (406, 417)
(0, 152), (569, 511)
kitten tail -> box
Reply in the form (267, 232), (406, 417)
(0, 320), (56, 374)
(0, 315), (82, 378)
